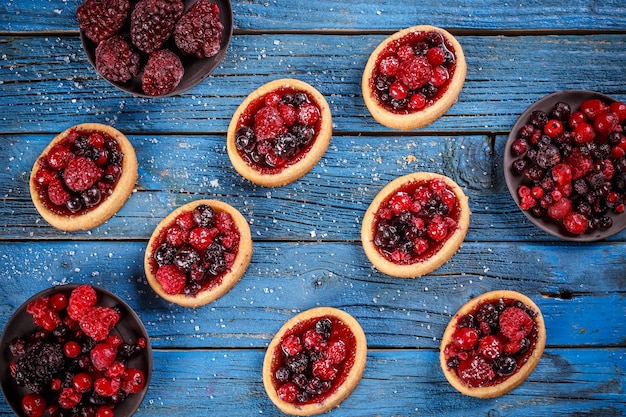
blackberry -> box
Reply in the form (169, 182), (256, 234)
(493, 356), (517, 376)
(95, 35), (141, 83)
(529, 110), (548, 129)
(130, 0), (184, 54)
(14, 341), (65, 392)
(77, 0), (131, 44)
(476, 302), (500, 333)
(535, 144), (561, 169)
(141, 49), (184, 96)
(287, 353), (309, 374)
(315, 318), (332, 339)
(174, 0), (224, 59)
(550, 101), (572, 121)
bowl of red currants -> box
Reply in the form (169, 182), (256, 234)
(77, 0), (233, 97)
(0, 284), (151, 417)
(504, 90), (626, 241)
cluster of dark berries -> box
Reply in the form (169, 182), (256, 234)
(443, 298), (538, 388)
(509, 98), (626, 235)
(373, 178), (459, 263)
(77, 0), (224, 96)
(274, 318), (352, 404)
(373, 30), (456, 112)
(33, 128), (124, 216)
(235, 90), (320, 171)
(151, 203), (240, 296)
(8, 285), (148, 417)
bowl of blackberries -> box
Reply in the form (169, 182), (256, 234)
(77, 0), (233, 97)
(0, 284), (152, 417)
(504, 90), (626, 241)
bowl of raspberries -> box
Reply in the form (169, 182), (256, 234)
(504, 90), (626, 241)
(0, 284), (151, 417)
(77, 0), (233, 97)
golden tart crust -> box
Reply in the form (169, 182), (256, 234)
(263, 307), (367, 416)
(144, 199), (252, 308)
(29, 123), (138, 231)
(226, 78), (333, 187)
(440, 290), (546, 398)
(362, 25), (467, 130)
(361, 172), (470, 278)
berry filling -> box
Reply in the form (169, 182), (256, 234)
(370, 29), (458, 114)
(443, 298), (539, 388)
(510, 98), (626, 235)
(149, 204), (240, 297)
(7, 285), (147, 417)
(33, 128), (125, 216)
(270, 316), (356, 405)
(372, 178), (461, 264)
(234, 87), (323, 174)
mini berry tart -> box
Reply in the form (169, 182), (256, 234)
(144, 199), (252, 308)
(227, 78), (333, 187)
(262, 307), (367, 416)
(362, 25), (466, 130)
(29, 123), (138, 231)
(361, 172), (470, 278)
(440, 290), (546, 398)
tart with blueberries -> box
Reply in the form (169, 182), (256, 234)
(361, 172), (470, 278)
(440, 290), (546, 398)
(262, 307), (367, 416)
(362, 25), (466, 130)
(144, 199), (252, 308)
(227, 78), (333, 187)
(29, 123), (138, 231)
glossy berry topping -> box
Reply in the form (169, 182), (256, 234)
(443, 298), (539, 388)
(33, 128), (125, 217)
(235, 87), (322, 174)
(150, 204), (240, 297)
(7, 285), (147, 416)
(510, 98), (626, 235)
(371, 29), (458, 113)
(271, 316), (357, 405)
(372, 178), (461, 264)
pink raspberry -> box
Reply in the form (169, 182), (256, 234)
(63, 156), (103, 192)
(156, 264), (186, 295)
(79, 306), (120, 341)
(397, 56), (433, 90)
(254, 106), (286, 141)
(499, 307), (534, 342)
(67, 284), (98, 320)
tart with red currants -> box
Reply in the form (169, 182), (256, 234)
(262, 307), (367, 416)
(144, 199), (252, 308)
(362, 25), (466, 130)
(361, 172), (470, 278)
(440, 290), (546, 398)
(29, 123), (138, 231)
(227, 78), (333, 187)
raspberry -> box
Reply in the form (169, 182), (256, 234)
(47, 144), (74, 170)
(156, 264), (187, 295)
(499, 307), (534, 342)
(47, 178), (70, 206)
(90, 342), (117, 370)
(141, 49), (184, 96)
(95, 35), (141, 83)
(477, 335), (503, 360)
(311, 358), (338, 381)
(174, 0), (224, 58)
(303, 329), (327, 352)
(563, 211), (588, 235)
(188, 227), (218, 251)
(26, 298), (60, 331)
(397, 56), (433, 90)
(379, 55), (400, 76)
(58, 387), (81, 409)
(79, 306), (120, 341)
(457, 356), (495, 387)
(77, 0), (131, 44)
(325, 340), (347, 364)
(94, 377), (122, 397)
(254, 106), (286, 141)
(130, 0), (184, 54)
(63, 156), (103, 192)
(175, 211), (196, 230)
(547, 197), (572, 220)
(67, 284), (98, 320)
(296, 103), (321, 126)
(277, 382), (298, 402)
(281, 334), (303, 356)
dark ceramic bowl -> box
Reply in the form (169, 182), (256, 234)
(80, 0), (233, 98)
(504, 90), (626, 241)
(0, 284), (152, 416)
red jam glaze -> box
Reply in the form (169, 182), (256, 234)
(372, 178), (461, 264)
(33, 128), (124, 216)
(148, 208), (240, 296)
(443, 298), (540, 388)
(271, 316), (357, 405)
(234, 87), (323, 175)
(370, 30), (458, 114)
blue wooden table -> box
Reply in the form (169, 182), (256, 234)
(2, 1), (626, 416)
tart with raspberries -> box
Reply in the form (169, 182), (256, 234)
(29, 123), (138, 231)
(362, 25), (466, 130)
(262, 307), (367, 416)
(440, 290), (546, 398)
(144, 199), (252, 308)
(227, 78), (333, 187)
(361, 172), (470, 278)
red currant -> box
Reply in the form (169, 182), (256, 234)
(543, 119), (563, 138)
(22, 393), (46, 417)
(63, 341), (81, 358)
(73, 373), (93, 393)
(48, 292), (68, 312)
(389, 81), (408, 100)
